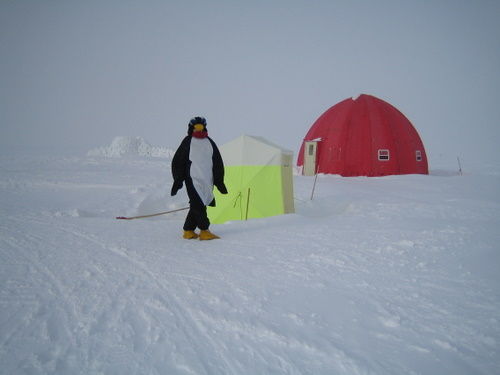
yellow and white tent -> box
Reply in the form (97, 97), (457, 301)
(208, 135), (294, 224)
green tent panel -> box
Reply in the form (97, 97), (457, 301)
(208, 135), (294, 224)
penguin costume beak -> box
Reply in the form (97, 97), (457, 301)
(193, 124), (205, 132)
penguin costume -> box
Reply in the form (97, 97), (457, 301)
(171, 116), (227, 240)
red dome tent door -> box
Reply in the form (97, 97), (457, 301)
(297, 94), (428, 177)
(302, 140), (319, 176)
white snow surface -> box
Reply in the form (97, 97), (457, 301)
(87, 136), (174, 159)
(0, 153), (499, 375)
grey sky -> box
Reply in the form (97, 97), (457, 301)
(1, 0), (499, 165)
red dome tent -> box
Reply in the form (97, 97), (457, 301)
(297, 94), (428, 177)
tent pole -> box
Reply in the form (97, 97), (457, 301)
(310, 164), (320, 200)
(245, 188), (251, 220)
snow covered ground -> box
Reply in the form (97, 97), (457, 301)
(1, 145), (499, 374)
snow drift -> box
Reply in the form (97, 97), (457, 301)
(87, 136), (174, 158)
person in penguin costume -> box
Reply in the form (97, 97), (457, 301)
(171, 116), (227, 240)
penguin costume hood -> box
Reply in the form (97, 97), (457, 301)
(187, 116), (208, 138)
(171, 117), (227, 208)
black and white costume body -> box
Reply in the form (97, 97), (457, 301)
(171, 120), (226, 231)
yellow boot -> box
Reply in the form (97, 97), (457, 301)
(183, 230), (199, 239)
(199, 230), (220, 240)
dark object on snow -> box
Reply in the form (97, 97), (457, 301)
(171, 117), (227, 237)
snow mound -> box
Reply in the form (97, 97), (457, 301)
(88, 136), (174, 158)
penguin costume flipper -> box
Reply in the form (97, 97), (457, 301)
(209, 137), (227, 195)
(171, 136), (191, 196)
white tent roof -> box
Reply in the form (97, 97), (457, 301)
(220, 135), (293, 166)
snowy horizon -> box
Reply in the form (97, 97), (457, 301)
(2, 134), (497, 178)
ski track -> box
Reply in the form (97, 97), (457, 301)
(1, 214), (237, 375)
(1, 157), (499, 374)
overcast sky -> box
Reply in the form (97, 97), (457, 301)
(1, 0), (499, 166)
